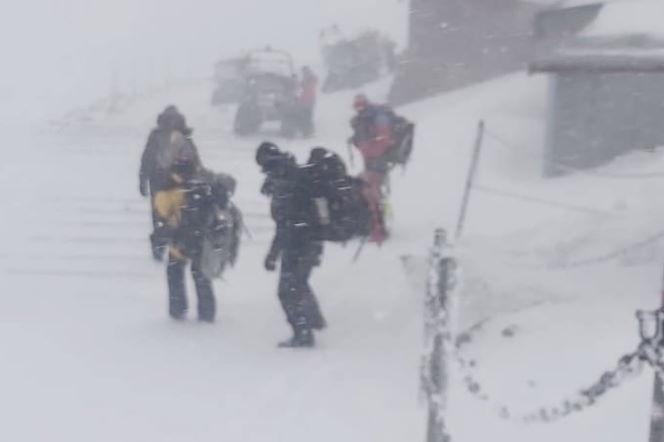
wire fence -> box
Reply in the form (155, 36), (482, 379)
(474, 184), (611, 215)
(483, 127), (664, 180)
(426, 122), (664, 440)
(461, 121), (664, 270)
(455, 319), (662, 425)
(555, 229), (664, 269)
(462, 122), (618, 223)
(422, 230), (664, 441)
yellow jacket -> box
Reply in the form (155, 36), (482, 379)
(153, 184), (187, 260)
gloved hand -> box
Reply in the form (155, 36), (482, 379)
(264, 254), (278, 271)
(139, 180), (149, 197)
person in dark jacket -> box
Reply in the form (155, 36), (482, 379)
(152, 156), (234, 322)
(139, 105), (202, 260)
(257, 141), (326, 348)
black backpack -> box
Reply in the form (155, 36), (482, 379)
(180, 174), (242, 278)
(388, 118), (415, 167)
(304, 148), (372, 242)
(378, 106), (415, 168)
(350, 105), (415, 168)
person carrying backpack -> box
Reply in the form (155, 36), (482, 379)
(348, 94), (415, 243)
(139, 105), (202, 260)
(151, 155), (236, 322)
(348, 94), (394, 243)
(305, 147), (372, 244)
(257, 142), (326, 348)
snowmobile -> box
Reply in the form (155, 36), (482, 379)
(320, 29), (396, 94)
(233, 48), (299, 137)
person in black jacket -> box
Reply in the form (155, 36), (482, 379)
(152, 156), (235, 322)
(139, 106), (202, 260)
(257, 141), (326, 348)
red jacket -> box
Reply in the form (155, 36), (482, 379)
(358, 126), (391, 159)
(299, 72), (318, 107)
(351, 106), (393, 160)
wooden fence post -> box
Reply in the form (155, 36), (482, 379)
(424, 229), (455, 442)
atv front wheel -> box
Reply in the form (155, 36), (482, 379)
(233, 101), (262, 135)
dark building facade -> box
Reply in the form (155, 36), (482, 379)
(389, 0), (543, 105)
(530, 3), (664, 176)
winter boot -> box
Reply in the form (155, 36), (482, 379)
(278, 328), (315, 348)
(303, 295), (327, 330)
(308, 310), (327, 330)
(170, 310), (187, 321)
(198, 316), (215, 324)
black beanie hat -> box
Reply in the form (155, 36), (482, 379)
(256, 141), (282, 167)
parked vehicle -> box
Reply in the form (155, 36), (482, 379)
(233, 48), (299, 137)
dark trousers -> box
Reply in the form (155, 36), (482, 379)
(278, 245), (325, 332)
(299, 106), (315, 137)
(167, 255), (216, 321)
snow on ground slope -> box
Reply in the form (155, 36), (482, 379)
(3, 70), (664, 441)
(1, 78), (421, 442)
(392, 73), (664, 441)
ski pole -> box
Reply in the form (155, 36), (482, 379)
(242, 221), (254, 241)
(347, 139), (355, 169)
(352, 236), (368, 262)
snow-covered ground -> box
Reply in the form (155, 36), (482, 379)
(2, 67), (664, 442)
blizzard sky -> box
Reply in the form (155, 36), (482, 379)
(0, 0), (407, 122)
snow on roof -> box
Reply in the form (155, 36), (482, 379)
(523, 0), (610, 8)
(530, 50), (664, 72)
(581, 1), (664, 39)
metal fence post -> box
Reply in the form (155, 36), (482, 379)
(424, 228), (456, 442)
(649, 375), (664, 442)
(455, 120), (485, 240)
(648, 266), (664, 442)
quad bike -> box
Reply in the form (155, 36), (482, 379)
(233, 48), (299, 137)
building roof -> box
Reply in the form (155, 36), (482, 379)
(530, 50), (664, 72)
(524, 0), (609, 8)
(531, 0), (664, 72)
